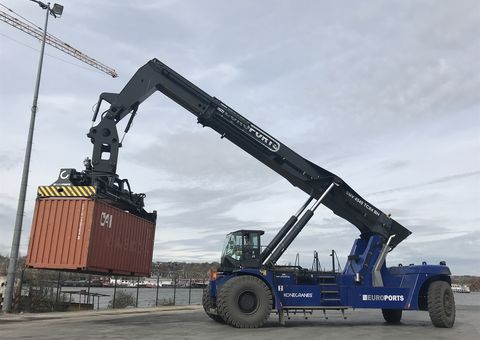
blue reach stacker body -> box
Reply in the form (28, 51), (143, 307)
(207, 234), (452, 327)
(53, 58), (455, 328)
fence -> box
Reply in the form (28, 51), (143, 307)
(4, 267), (208, 313)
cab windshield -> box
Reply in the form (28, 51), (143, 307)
(221, 231), (261, 269)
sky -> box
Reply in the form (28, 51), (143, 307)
(0, 0), (478, 275)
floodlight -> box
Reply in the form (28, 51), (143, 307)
(51, 3), (64, 17)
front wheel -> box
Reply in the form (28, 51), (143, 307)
(428, 281), (455, 328)
(217, 275), (272, 328)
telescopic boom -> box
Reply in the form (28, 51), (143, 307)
(87, 59), (411, 249)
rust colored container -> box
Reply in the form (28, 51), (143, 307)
(26, 197), (156, 276)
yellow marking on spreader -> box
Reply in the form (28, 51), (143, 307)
(38, 186), (49, 197)
(37, 185), (96, 198)
(77, 186), (88, 196)
(45, 186), (55, 197)
(72, 186), (82, 196)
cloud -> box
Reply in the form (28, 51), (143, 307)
(190, 63), (242, 86)
(0, 0), (478, 276)
(368, 171), (480, 196)
(0, 151), (23, 171)
(126, 128), (279, 190)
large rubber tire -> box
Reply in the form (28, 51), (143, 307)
(217, 275), (272, 328)
(428, 281), (455, 328)
(202, 285), (224, 323)
(382, 309), (402, 323)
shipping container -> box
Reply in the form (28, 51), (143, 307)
(26, 197), (156, 277)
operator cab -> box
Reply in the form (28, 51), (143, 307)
(220, 230), (264, 270)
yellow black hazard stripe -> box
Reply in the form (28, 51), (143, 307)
(37, 185), (96, 197)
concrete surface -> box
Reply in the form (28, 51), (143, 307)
(1, 304), (479, 340)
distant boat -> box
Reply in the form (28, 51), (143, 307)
(452, 284), (471, 293)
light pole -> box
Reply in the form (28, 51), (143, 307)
(2, 1), (63, 313)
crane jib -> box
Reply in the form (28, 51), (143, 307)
(215, 106), (281, 153)
(345, 190), (381, 217)
(85, 58), (412, 249)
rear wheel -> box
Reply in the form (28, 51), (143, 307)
(202, 285), (224, 323)
(217, 275), (272, 328)
(428, 281), (455, 328)
(382, 309), (402, 323)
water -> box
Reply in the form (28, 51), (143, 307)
(60, 287), (204, 309)
(453, 292), (480, 306)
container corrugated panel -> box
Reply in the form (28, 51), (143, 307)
(26, 197), (156, 276)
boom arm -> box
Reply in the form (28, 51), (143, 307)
(87, 59), (411, 249)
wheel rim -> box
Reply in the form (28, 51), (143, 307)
(238, 291), (258, 314)
(444, 291), (453, 317)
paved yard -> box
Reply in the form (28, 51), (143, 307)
(1, 305), (479, 340)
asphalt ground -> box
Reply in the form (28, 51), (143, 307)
(1, 304), (479, 340)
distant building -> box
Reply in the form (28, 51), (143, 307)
(107, 277), (172, 287)
(451, 283), (471, 293)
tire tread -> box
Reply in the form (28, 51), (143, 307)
(427, 281), (455, 328)
(217, 276), (272, 328)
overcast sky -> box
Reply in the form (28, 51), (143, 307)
(0, 0), (478, 275)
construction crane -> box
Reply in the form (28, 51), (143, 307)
(0, 6), (117, 77)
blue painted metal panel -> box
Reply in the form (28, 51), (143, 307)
(349, 287), (410, 309)
(279, 285), (321, 306)
(389, 264), (451, 276)
(208, 234), (453, 314)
